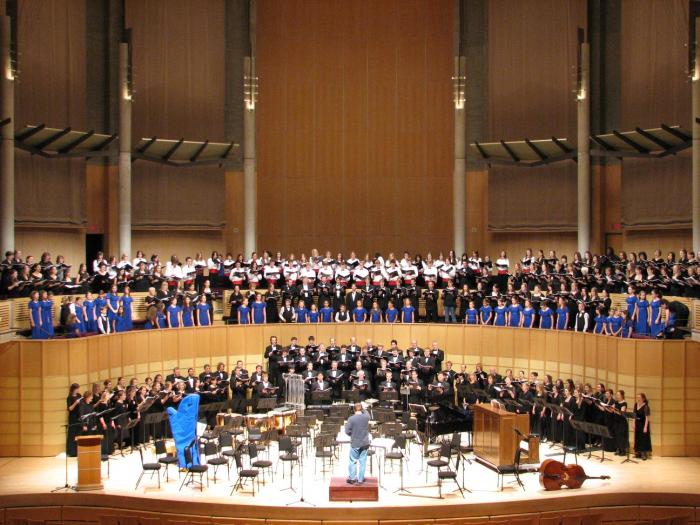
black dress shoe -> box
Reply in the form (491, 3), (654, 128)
(346, 478), (356, 484)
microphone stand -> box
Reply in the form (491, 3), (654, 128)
(52, 422), (83, 492)
(52, 407), (114, 493)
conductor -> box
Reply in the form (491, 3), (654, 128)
(344, 402), (371, 485)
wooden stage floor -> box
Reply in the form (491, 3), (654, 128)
(1, 441), (699, 523)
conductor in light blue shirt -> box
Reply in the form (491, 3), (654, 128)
(344, 402), (371, 485)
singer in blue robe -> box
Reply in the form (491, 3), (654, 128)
(465, 307), (479, 325)
(539, 306), (553, 329)
(166, 394), (200, 467)
(320, 305), (334, 322)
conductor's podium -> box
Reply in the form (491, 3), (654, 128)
(329, 476), (378, 501)
(472, 403), (532, 468)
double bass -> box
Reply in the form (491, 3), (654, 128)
(539, 459), (610, 491)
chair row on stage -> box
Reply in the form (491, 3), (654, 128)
(100, 402), (473, 500)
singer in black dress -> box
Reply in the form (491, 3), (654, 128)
(613, 390), (629, 455)
(66, 383), (82, 457)
(634, 393), (652, 459)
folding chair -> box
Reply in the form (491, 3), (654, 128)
(230, 452), (259, 496)
(179, 440), (209, 492)
(135, 447), (161, 489)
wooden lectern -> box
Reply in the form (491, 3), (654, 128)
(472, 403), (529, 468)
(75, 435), (104, 491)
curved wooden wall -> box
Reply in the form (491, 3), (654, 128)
(0, 325), (698, 457)
(0, 490), (699, 525)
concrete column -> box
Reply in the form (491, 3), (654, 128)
(577, 42), (591, 254)
(693, 18), (700, 253)
(453, 56), (466, 256)
(0, 16), (14, 252)
(118, 42), (132, 258)
(243, 54), (257, 256)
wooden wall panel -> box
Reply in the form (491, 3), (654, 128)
(466, 167), (580, 257)
(466, 164), (686, 260)
(619, 0), (691, 229)
(686, 342), (700, 455)
(619, 0), (690, 128)
(367, 0), (397, 252)
(14, 229), (85, 274)
(622, 230), (692, 256)
(486, 0), (585, 232)
(15, 0), (87, 227)
(125, 0), (226, 229)
(131, 231), (225, 261)
(0, 341), (20, 456)
(256, 0), (453, 255)
(85, 164), (109, 236)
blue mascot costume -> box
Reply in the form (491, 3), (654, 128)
(166, 394), (201, 467)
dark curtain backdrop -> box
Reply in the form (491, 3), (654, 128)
(126, 0), (226, 228)
(256, 0), (454, 254)
(487, 0), (585, 232)
(15, 0), (87, 226)
(620, 0), (690, 229)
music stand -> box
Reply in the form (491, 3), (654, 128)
(157, 412), (170, 439)
(552, 405), (574, 455)
(543, 403), (563, 449)
(122, 418), (140, 454)
(204, 401), (227, 428)
(342, 390), (360, 403)
(136, 397), (156, 445)
(378, 390), (399, 408)
(503, 399), (523, 413)
(409, 403), (427, 417)
(577, 421), (612, 463)
(569, 419), (591, 459)
(458, 383), (480, 402)
(141, 412), (164, 446)
(311, 389), (332, 406)
(417, 363), (434, 381)
(110, 413), (131, 456)
(470, 387), (487, 403)
(517, 399), (534, 415)
(621, 411), (639, 464)
(534, 398), (547, 410)
(374, 409), (393, 424)
(285, 440), (316, 507)
(559, 406), (573, 418)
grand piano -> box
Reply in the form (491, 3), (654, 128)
(415, 402), (471, 442)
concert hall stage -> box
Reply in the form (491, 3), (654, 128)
(1, 443), (699, 525)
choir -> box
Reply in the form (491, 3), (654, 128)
(67, 335), (652, 460)
(2, 247), (691, 338)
